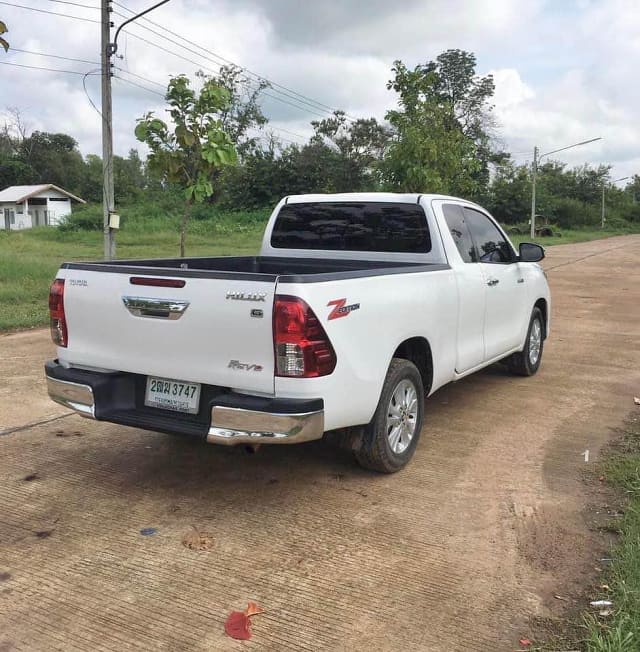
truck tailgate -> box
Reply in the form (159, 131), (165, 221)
(60, 269), (276, 394)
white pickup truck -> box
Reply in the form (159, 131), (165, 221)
(45, 193), (550, 472)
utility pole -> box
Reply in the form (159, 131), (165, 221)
(529, 137), (601, 240)
(101, 0), (116, 260)
(530, 146), (538, 239)
(99, 0), (170, 260)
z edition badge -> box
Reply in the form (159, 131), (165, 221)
(327, 298), (360, 320)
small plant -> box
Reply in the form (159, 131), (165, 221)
(135, 75), (238, 256)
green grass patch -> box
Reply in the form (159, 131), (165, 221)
(584, 416), (640, 651)
(0, 209), (266, 331)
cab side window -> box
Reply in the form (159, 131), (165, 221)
(442, 203), (477, 263)
(463, 208), (513, 263)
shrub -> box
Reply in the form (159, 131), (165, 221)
(58, 205), (103, 232)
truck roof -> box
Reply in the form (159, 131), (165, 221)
(285, 192), (469, 204)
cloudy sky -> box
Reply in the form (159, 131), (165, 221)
(1, 0), (638, 183)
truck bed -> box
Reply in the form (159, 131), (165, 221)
(61, 255), (448, 283)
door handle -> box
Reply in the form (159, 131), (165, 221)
(122, 296), (190, 320)
(486, 278), (500, 287)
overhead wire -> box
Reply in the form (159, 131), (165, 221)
(112, 1), (355, 120)
(46, 0), (99, 9)
(0, 1), (100, 23)
(10, 47), (100, 66)
(0, 60), (96, 75)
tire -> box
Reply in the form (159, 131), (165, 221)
(507, 307), (544, 376)
(354, 358), (424, 473)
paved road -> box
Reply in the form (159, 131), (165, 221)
(1, 235), (639, 651)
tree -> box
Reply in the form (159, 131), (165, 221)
(310, 111), (391, 191)
(19, 131), (85, 192)
(206, 65), (270, 156)
(381, 50), (499, 197)
(135, 74), (237, 256)
(0, 20), (8, 53)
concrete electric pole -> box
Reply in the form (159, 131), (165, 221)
(529, 137), (601, 240)
(100, 0), (171, 260)
(101, 0), (116, 260)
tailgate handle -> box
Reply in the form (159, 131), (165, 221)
(122, 296), (190, 320)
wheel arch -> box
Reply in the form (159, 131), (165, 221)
(391, 337), (433, 395)
(533, 298), (548, 339)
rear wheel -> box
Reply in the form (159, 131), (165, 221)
(507, 307), (544, 376)
(354, 358), (424, 473)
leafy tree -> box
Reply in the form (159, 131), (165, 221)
(205, 65), (270, 156)
(382, 50), (498, 197)
(19, 131), (85, 193)
(0, 20), (8, 53)
(310, 111), (391, 191)
(486, 161), (531, 224)
(135, 74), (237, 256)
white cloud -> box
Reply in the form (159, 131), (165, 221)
(0, 0), (637, 181)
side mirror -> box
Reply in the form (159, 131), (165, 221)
(519, 242), (545, 262)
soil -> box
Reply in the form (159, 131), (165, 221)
(0, 234), (639, 651)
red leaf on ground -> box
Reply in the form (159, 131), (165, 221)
(225, 602), (264, 640)
(519, 638), (532, 647)
(225, 611), (251, 640)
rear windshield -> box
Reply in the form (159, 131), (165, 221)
(271, 202), (431, 253)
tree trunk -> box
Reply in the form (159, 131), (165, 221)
(180, 199), (193, 258)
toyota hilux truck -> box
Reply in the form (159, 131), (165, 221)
(45, 193), (550, 473)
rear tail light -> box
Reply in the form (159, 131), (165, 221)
(274, 295), (336, 377)
(49, 278), (68, 347)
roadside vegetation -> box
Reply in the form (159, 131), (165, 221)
(583, 415), (640, 651)
(2, 47), (639, 332)
(0, 195), (636, 332)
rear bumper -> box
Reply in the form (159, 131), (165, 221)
(45, 360), (324, 445)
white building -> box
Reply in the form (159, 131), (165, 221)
(0, 184), (86, 230)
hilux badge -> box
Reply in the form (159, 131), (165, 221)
(226, 291), (267, 302)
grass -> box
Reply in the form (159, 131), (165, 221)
(0, 206), (637, 332)
(583, 415), (640, 651)
(0, 210), (266, 331)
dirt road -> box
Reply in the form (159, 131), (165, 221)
(1, 235), (639, 651)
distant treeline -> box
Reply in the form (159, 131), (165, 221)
(2, 50), (639, 229)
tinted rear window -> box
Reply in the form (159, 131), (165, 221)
(271, 202), (431, 253)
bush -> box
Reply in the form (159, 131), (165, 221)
(58, 204), (103, 232)
(548, 197), (599, 229)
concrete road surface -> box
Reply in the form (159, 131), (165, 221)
(1, 235), (639, 651)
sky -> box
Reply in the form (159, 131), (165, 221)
(1, 0), (638, 185)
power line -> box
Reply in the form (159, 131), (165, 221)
(115, 66), (166, 88)
(112, 25), (333, 119)
(47, 0), (99, 9)
(0, 1), (100, 23)
(0, 60), (96, 75)
(10, 47), (99, 65)
(112, 68), (307, 144)
(113, 0), (354, 120)
(113, 74), (165, 97)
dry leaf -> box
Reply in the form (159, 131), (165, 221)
(244, 601), (265, 617)
(225, 611), (252, 640)
(181, 527), (215, 551)
(224, 602), (265, 640)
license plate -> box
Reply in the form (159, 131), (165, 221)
(144, 376), (201, 414)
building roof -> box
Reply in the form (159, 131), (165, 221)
(0, 184), (86, 204)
